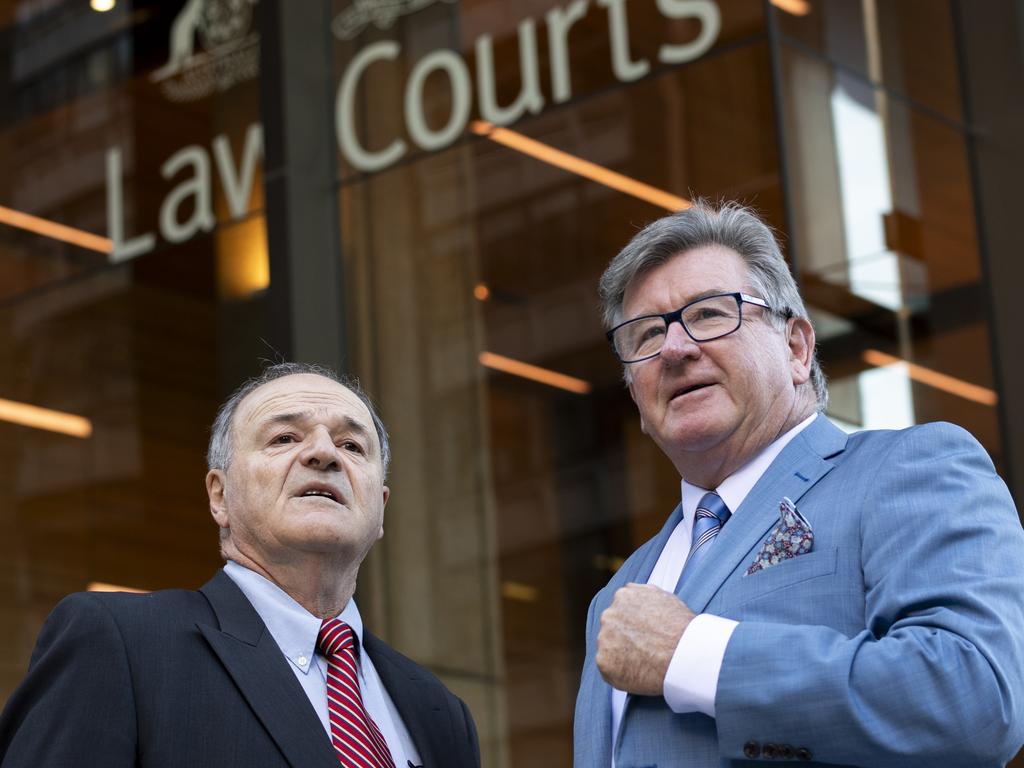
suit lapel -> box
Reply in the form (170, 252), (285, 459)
(198, 571), (338, 768)
(585, 504), (684, 764)
(618, 418), (847, 753)
(364, 633), (457, 768)
(679, 415), (848, 613)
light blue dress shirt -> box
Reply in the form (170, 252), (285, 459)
(224, 561), (421, 767)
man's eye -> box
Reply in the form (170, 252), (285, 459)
(640, 325), (665, 341)
(274, 434), (297, 444)
(341, 440), (365, 454)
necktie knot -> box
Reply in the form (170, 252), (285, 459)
(318, 617), (357, 659)
(676, 491), (731, 592)
(696, 491), (730, 527)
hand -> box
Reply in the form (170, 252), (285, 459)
(596, 583), (695, 695)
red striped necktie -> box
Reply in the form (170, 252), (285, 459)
(317, 618), (396, 768)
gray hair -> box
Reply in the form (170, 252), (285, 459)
(207, 362), (392, 477)
(599, 200), (828, 410)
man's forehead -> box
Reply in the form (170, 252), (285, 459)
(236, 374), (370, 428)
(624, 245), (749, 306)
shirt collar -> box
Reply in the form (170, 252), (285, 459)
(223, 560), (365, 675)
(681, 413), (817, 519)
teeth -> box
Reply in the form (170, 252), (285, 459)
(302, 490), (335, 500)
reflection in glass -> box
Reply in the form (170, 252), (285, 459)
(778, 28), (1002, 465)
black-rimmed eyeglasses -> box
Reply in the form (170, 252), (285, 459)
(606, 292), (776, 363)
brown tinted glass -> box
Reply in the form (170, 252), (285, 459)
(773, 0), (963, 123)
(778, 35), (1001, 465)
(0, 0), (271, 701)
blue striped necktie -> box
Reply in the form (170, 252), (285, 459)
(675, 491), (731, 592)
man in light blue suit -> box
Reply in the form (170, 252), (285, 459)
(574, 201), (1024, 767)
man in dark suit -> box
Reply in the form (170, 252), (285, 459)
(0, 362), (480, 768)
(574, 201), (1024, 767)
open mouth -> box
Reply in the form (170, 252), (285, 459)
(672, 382), (714, 399)
(299, 488), (340, 503)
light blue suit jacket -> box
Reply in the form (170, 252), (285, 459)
(574, 416), (1024, 767)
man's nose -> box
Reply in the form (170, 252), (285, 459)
(658, 320), (701, 364)
(301, 427), (339, 469)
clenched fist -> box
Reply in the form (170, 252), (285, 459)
(596, 583), (695, 695)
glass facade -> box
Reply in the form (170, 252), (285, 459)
(2, 1), (1022, 765)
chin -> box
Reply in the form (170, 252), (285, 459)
(659, 418), (735, 454)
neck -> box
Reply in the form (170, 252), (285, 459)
(224, 546), (359, 619)
(674, 397), (817, 489)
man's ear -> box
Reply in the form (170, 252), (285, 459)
(378, 485), (390, 540)
(787, 317), (815, 386)
(627, 378), (649, 435)
(206, 469), (229, 530)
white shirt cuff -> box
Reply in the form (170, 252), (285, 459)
(663, 613), (739, 717)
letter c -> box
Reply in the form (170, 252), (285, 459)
(336, 41), (407, 173)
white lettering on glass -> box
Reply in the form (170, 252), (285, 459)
(475, 17), (545, 125)
(213, 123), (263, 218)
(106, 123), (263, 262)
(159, 144), (216, 244)
(546, 0), (590, 104)
(106, 147), (157, 263)
(656, 0), (721, 64)
(404, 49), (472, 151)
(598, 0), (650, 82)
(336, 41), (407, 173)
(334, 0), (721, 171)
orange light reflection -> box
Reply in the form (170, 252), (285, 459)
(0, 205), (112, 254)
(470, 121), (690, 212)
(0, 397), (93, 438)
(479, 351), (591, 395)
(771, 0), (812, 16)
(862, 350), (997, 406)
(88, 582), (147, 593)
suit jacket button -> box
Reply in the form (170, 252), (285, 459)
(778, 744), (794, 759)
(743, 741), (761, 758)
(762, 743), (779, 759)
(796, 747), (813, 761)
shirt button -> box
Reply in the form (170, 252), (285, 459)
(297, 655), (308, 666)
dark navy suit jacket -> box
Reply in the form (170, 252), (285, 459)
(0, 570), (480, 768)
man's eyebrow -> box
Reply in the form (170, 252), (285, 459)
(258, 412), (307, 429)
(629, 287), (733, 318)
(259, 412), (372, 439)
(686, 287), (733, 303)
(339, 415), (372, 439)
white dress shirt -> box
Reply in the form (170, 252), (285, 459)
(610, 414), (816, 756)
(224, 560), (421, 767)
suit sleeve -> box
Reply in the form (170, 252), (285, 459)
(714, 423), (1024, 767)
(0, 593), (138, 767)
(459, 697), (481, 768)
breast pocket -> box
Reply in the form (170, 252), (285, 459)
(726, 547), (839, 607)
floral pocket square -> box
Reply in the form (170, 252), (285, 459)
(744, 497), (813, 576)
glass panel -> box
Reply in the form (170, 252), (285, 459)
(778, 41), (1002, 464)
(331, 0), (766, 181)
(337, 16), (780, 762)
(772, 0), (963, 123)
(0, 0), (272, 702)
